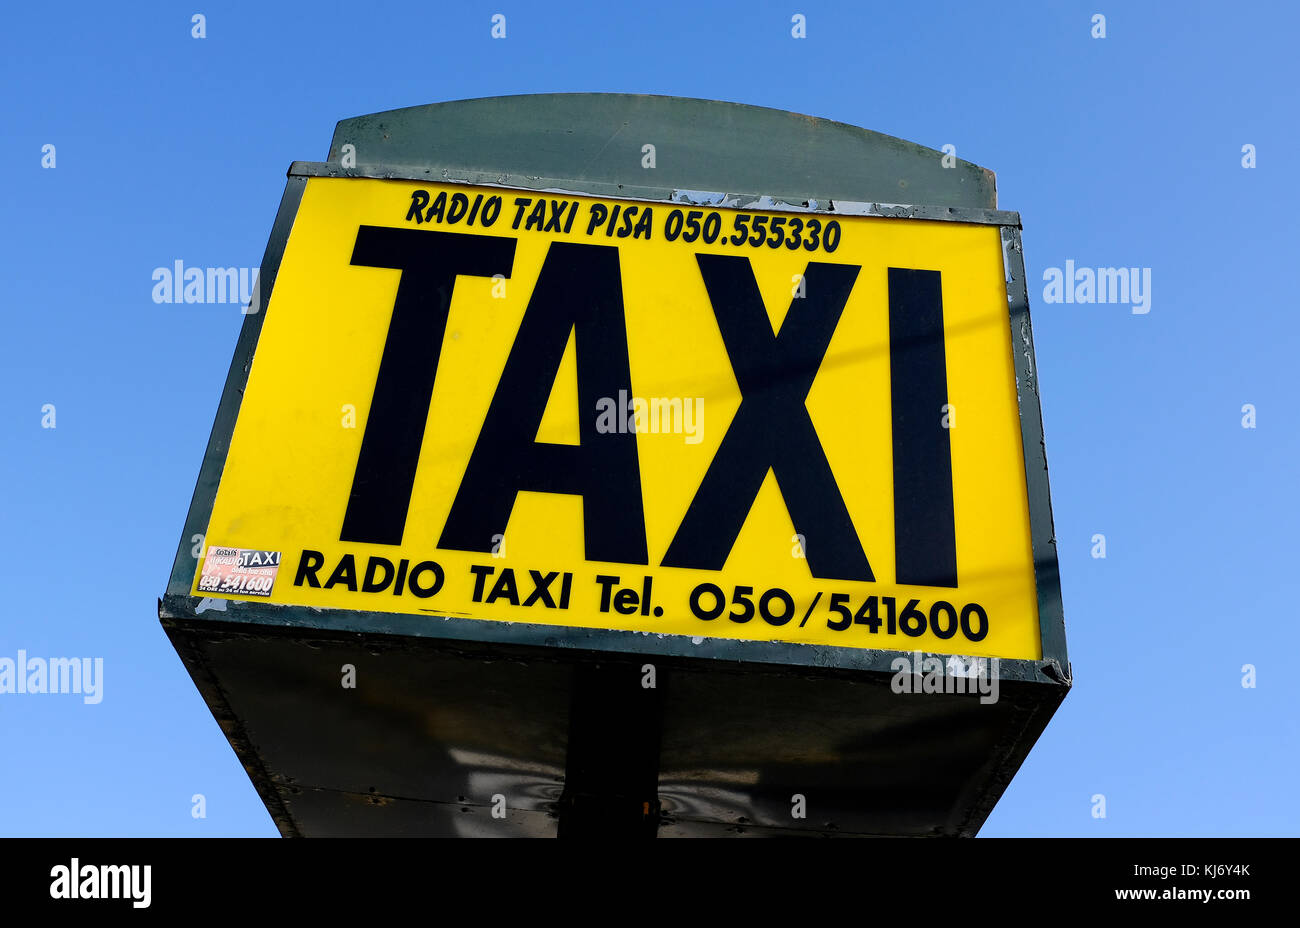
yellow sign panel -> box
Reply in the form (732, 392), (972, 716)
(195, 177), (1040, 660)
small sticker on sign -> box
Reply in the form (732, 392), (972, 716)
(197, 546), (281, 598)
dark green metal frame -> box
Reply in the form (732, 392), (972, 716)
(159, 95), (1071, 837)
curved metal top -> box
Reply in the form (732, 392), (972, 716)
(328, 93), (996, 209)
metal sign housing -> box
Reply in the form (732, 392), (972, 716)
(161, 94), (1069, 837)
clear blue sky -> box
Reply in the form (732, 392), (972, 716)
(1, 0), (1295, 837)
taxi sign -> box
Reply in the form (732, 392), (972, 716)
(194, 175), (1041, 661)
